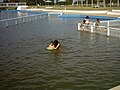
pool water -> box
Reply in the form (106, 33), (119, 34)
(0, 10), (44, 20)
(0, 15), (120, 90)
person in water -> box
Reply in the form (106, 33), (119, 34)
(48, 41), (55, 49)
(84, 16), (90, 24)
(80, 20), (86, 27)
(48, 40), (61, 50)
(95, 18), (100, 26)
(53, 40), (61, 49)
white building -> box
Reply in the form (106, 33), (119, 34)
(0, 0), (3, 3)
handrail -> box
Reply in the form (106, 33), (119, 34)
(0, 13), (47, 22)
(0, 12), (48, 28)
(78, 22), (120, 37)
(100, 19), (120, 23)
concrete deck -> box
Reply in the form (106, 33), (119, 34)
(109, 85), (120, 90)
(25, 8), (120, 18)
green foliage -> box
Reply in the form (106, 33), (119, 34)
(9, 0), (26, 2)
(27, 1), (36, 5)
(8, 0), (120, 6)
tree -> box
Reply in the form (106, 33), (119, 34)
(103, 0), (106, 7)
(91, 0), (93, 7)
(117, 0), (119, 7)
(110, 0), (111, 7)
(97, 0), (99, 6)
(86, 0), (88, 6)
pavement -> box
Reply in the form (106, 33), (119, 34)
(109, 85), (120, 90)
(25, 8), (120, 18)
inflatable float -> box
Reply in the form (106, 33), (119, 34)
(46, 47), (54, 50)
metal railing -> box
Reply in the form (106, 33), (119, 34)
(100, 20), (120, 27)
(78, 20), (120, 37)
(0, 12), (48, 28)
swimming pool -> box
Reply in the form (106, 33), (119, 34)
(58, 14), (117, 20)
(0, 11), (120, 90)
(0, 10), (48, 20)
(0, 10), (48, 28)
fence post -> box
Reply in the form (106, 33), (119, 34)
(6, 21), (8, 27)
(64, 7), (66, 14)
(15, 20), (17, 25)
(91, 25), (93, 33)
(30, 17), (31, 21)
(107, 21), (110, 36)
(23, 18), (25, 23)
(78, 23), (81, 30)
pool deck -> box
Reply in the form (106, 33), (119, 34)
(109, 85), (120, 90)
(26, 8), (120, 18)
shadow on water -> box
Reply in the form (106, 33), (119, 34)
(47, 49), (62, 61)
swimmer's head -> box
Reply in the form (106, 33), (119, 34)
(86, 16), (89, 19)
